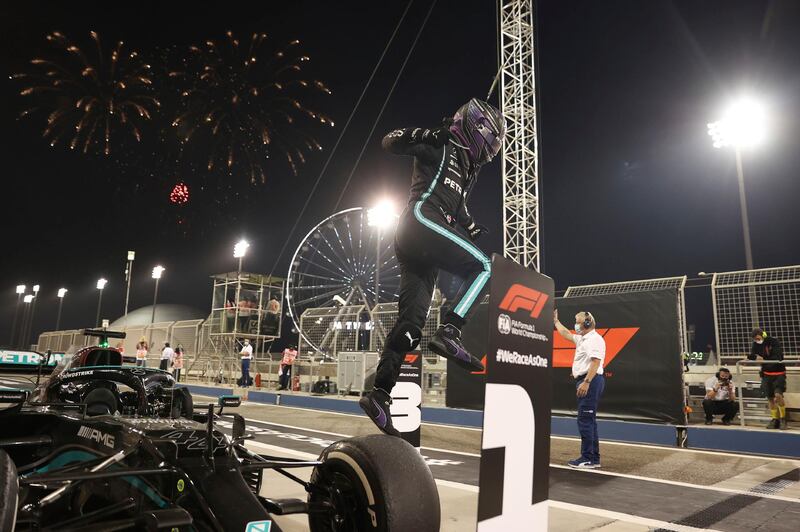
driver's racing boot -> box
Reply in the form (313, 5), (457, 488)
(359, 387), (400, 437)
(428, 323), (485, 372)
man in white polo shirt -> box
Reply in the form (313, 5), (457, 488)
(555, 309), (606, 469)
(239, 338), (254, 388)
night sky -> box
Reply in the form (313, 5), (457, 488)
(2, 1), (799, 349)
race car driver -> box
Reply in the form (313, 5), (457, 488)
(359, 98), (506, 436)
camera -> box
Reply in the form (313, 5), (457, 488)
(719, 377), (730, 385)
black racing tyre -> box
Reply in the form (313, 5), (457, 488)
(308, 435), (440, 532)
(83, 387), (119, 416)
(0, 450), (18, 532)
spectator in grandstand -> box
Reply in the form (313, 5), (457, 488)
(555, 309), (606, 469)
(278, 344), (298, 391)
(172, 344), (184, 382)
(263, 297), (280, 335)
(749, 328), (787, 429)
(160, 342), (174, 371)
(135, 337), (149, 367)
(239, 338), (254, 387)
(703, 367), (738, 425)
(224, 298), (236, 332)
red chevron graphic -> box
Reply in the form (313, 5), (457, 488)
(553, 327), (639, 368)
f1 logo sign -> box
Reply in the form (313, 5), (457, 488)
(498, 284), (549, 318)
(403, 354), (419, 364)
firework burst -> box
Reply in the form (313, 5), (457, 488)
(169, 31), (333, 184)
(14, 31), (160, 155)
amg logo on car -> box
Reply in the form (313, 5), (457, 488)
(498, 283), (549, 318)
(77, 425), (115, 448)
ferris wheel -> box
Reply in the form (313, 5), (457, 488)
(286, 206), (401, 351)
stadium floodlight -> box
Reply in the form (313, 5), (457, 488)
(32, 284), (40, 293)
(23, 295), (33, 303)
(707, 96), (768, 272)
(95, 278), (107, 326)
(367, 199), (398, 229)
(367, 200), (398, 309)
(707, 96), (768, 149)
(152, 265), (165, 280)
(16, 285), (26, 294)
(56, 288), (67, 330)
(233, 240), (250, 259)
(127, 250), (136, 261)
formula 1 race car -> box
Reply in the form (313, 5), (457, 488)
(0, 370), (440, 531)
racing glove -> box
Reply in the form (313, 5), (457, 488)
(411, 125), (450, 148)
(466, 221), (489, 242)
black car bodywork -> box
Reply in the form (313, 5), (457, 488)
(0, 371), (441, 531)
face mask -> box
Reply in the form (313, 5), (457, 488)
(754, 338), (763, 345)
(574, 324), (582, 333)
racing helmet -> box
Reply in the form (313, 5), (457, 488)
(449, 98), (506, 164)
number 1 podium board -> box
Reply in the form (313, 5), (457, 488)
(477, 254), (553, 531)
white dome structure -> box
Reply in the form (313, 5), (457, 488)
(110, 304), (206, 329)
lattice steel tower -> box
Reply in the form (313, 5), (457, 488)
(499, 0), (540, 271)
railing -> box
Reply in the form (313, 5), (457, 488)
(734, 359), (799, 427)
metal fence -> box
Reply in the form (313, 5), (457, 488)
(712, 266), (800, 359)
(298, 304), (366, 358)
(36, 319), (207, 366)
(564, 276), (689, 355)
(369, 302), (442, 363)
(37, 330), (92, 353)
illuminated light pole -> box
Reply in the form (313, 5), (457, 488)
(122, 251), (135, 330)
(150, 265), (166, 326)
(233, 240), (249, 334)
(95, 278), (107, 327)
(21, 294), (34, 349)
(708, 96), (768, 326)
(367, 200), (398, 309)
(10, 284), (26, 347)
(56, 288), (68, 331)
(25, 284), (40, 348)
(707, 96), (768, 271)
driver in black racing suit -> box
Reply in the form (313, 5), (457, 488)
(360, 98), (506, 436)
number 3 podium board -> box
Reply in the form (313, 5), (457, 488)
(477, 254), (554, 531)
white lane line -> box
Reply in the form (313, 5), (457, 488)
(434, 478), (479, 493)
(550, 464), (800, 504)
(245, 440), (318, 459)
(246, 439), (478, 497)
(233, 398), (485, 431)
(241, 417), (483, 458)
(552, 435), (800, 464)
(548, 500), (722, 532)
(247, 426), (799, 504)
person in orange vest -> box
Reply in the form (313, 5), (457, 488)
(278, 345), (298, 391)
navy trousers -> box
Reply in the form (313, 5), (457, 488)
(576, 374), (605, 463)
(241, 358), (251, 387)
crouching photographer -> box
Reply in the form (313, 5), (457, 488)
(703, 367), (739, 425)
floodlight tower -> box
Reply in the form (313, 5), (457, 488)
(499, 0), (541, 271)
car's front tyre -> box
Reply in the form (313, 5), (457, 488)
(308, 435), (440, 532)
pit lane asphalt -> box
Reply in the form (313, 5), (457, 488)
(200, 397), (800, 532)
